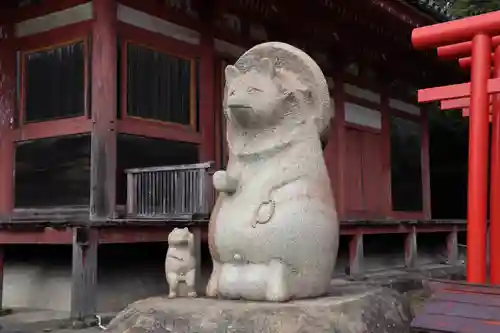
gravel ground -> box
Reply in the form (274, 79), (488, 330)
(406, 289), (429, 315)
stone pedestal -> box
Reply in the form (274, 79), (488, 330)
(106, 287), (412, 333)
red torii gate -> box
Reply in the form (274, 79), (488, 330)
(412, 11), (500, 284)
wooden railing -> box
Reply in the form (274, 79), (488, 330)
(125, 162), (213, 219)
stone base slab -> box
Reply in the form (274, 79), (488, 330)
(106, 286), (412, 333)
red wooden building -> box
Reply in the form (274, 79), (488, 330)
(0, 0), (465, 319)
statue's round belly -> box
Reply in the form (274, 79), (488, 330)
(214, 188), (337, 266)
(213, 195), (258, 262)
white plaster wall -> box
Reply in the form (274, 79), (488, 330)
(344, 83), (381, 104)
(344, 103), (381, 129)
(389, 98), (421, 116)
(15, 3), (93, 37)
(4, 264), (71, 311)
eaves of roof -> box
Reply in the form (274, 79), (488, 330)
(397, 0), (456, 23)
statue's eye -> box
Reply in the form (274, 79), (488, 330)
(247, 87), (261, 93)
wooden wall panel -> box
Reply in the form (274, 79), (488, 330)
(343, 127), (386, 219)
(344, 128), (364, 213)
(0, 12), (15, 220)
(361, 131), (385, 217)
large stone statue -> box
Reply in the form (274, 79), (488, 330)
(165, 227), (197, 298)
(206, 42), (339, 301)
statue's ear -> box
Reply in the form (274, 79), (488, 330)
(225, 65), (240, 84)
(300, 88), (312, 99)
(259, 57), (276, 78)
(288, 86), (311, 100)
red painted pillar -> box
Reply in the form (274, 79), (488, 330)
(380, 91), (393, 217)
(421, 108), (432, 220)
(468, 33), (491, 284)
(198, 2), (216, 163)
(490, 45), (500, 284)
(332, 74), (346, 219)
(90, 0), (118, 220)
(0, 12), (15, 221)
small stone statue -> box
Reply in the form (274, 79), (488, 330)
(207, 42), (339, 302)
(165, 227), (197, 298)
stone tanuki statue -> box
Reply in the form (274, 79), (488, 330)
(207, 42), (339, 302)
(165, 227), (197, 298)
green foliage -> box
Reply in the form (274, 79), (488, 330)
(448, 0), (500, 17)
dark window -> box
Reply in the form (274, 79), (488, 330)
(15, 134), (91, 207)
(24, 41), (85, 123)
(17, 0), (42, 7)
(126, 43), (193, 125)
(116, 38), (122, 119)
(390, 116), (423, 211)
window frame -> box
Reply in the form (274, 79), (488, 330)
(120, 37), (198, 131)
(215, 57), (233, 168)
(19, 37), (90, 125)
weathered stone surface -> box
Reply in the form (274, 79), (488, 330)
(207, 42), (339, 302)
(105, 287), (412, 333)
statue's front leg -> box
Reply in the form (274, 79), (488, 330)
(166, 272), (179, 298)
(265, 259), (290, 302)
(206, 260), (221, 297)
(185, 268), (197, 297)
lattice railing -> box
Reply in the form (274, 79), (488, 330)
(125, 162), (213, 218)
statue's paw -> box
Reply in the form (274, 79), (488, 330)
(187, 291), (197, 298)
(206, 288), (218, 298)
(168, 292), (177, 299)
(266, 279), (291, 302)
(266, 260), (289, 302)
(265, 285), (289, 302)
(206, 281), (219, 298)
(265, 272), (289, 302)
(213, 171), (237, 193)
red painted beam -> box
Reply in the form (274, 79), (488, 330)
(98, 226), (208, 244)
(412, 10), (500, 49)
(117, 118), (202, 143)
(438, 36), (500, 59)
(418, 78), (500, 103)
(12, 117), (92, 142)
(0, 228), (72, 244)
(459, 53), (494, 69)
(442, 97), (472, 110)
(441, 96), (493, 110)
(462, 108), (492, 119)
